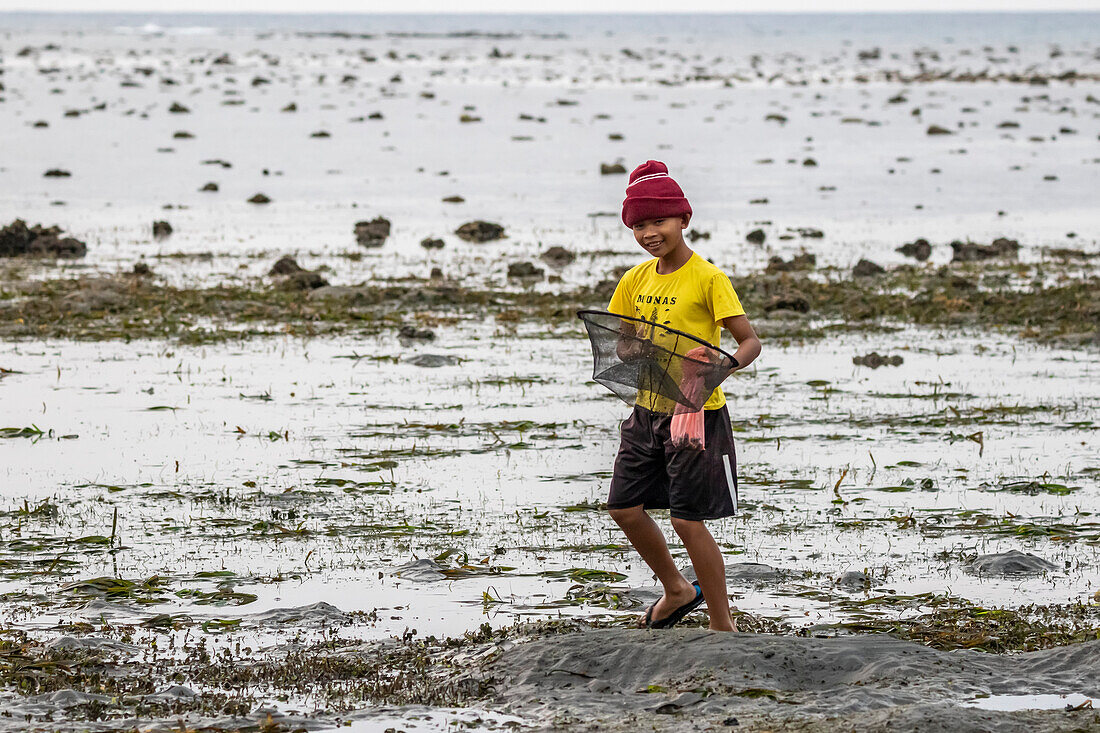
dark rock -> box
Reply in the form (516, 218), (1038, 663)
(853, 352), (903, 368)
(199, 182), (219, 192)
(686, 229), (710, 242)
(746, 229), (766, 245)
(967, 550), (1056, 577)
(507, 261), (544, 279)
(794, 227), (824, 238)
(764, 292), (810, 313)
(404, 354), (460, 368)
(600, 163), (626, 175)
(853, 258), (886, 277)
(354, 217), (391, 247)
(168, 101), (189, 113)
(399, 325), (436, 341)
(540, 246), (576, 267)
(950, 237), (1019, 262)
(0, 219), (87, 258)
(268, 255), (303, 276)
(212, 53), (232, 65)
(442, 195), (465, 203)
(131, 262), (153, 276)
(281, 102), (297, 112)
(43, 169), (71, 177)
(278, 271), (329, 291)
(802, 157), (818, 167)
(248, 193), (271, 204)
(926, 124), (953, 135)
(420, 237), (445, 250)
(455, 221), (505, 243)
(152, 220), (172, 239)
(430, 267), (444, 279)
(765, 252), (816, 273)
(897, 238), (932, 261)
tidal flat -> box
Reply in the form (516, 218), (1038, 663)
(1, 323), (1098, 731)
(1, 10), (1099, 732)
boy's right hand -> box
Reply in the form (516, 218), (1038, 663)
(616, 334), (651, 362)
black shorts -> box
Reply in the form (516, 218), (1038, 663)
(607, 404), (738, 521)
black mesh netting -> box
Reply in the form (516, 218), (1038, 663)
(578, 309), (738, 415)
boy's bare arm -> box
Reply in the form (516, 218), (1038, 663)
(721, 315), (761, 371)
(615, 321), (648, 361)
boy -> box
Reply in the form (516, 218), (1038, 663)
(606, 160), (761, 632)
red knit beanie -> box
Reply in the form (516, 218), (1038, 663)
(621, 160), (692, 228)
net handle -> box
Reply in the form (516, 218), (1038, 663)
(577, 309), (740, 368)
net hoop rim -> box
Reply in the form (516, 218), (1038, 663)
(576, 308), (739, 368)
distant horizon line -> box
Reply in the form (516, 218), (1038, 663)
(2, 7), (1098, 14)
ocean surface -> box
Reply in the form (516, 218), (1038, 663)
(1, 11), (1097, 289)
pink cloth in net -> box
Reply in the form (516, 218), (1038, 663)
(670, 346), (711, 450)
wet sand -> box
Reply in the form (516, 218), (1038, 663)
(467, 627), (1100, 731)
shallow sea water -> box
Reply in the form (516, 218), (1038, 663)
(964, 692), (1094, 711)
(2, 325), (1097, 642)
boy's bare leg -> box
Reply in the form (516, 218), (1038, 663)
(608, 506), (698, 625)
(671, 517), (737, 631)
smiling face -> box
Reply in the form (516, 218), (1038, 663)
(631, 214), (691, 260)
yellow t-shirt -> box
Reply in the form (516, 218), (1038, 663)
(607, 253), (745, 411)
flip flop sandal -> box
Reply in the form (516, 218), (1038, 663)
(646, 582), (704, 629)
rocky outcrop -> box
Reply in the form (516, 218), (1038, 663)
(765, 253), (815, 273)
(951, 238), (1020, 262)
(354, 218), (391, 247)
(852, 258), (886, 277)
(897, 238), (932, 261)
(455, 221), (505, 243)
(0, 219), (87, 258)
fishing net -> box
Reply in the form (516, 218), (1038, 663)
(578, 310), (737, 449)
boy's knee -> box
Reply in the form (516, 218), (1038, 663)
(608, 505), (645, 526)
(671, 516), (704, 536)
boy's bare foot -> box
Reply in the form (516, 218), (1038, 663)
(637, 581), (699, 627)
(707, 609), (740, 632)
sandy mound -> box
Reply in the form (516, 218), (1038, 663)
(469, 629), (1100, 732)
(967, 550), (1058, 576)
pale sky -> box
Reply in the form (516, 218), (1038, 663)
(2, 0), (1099, 12)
